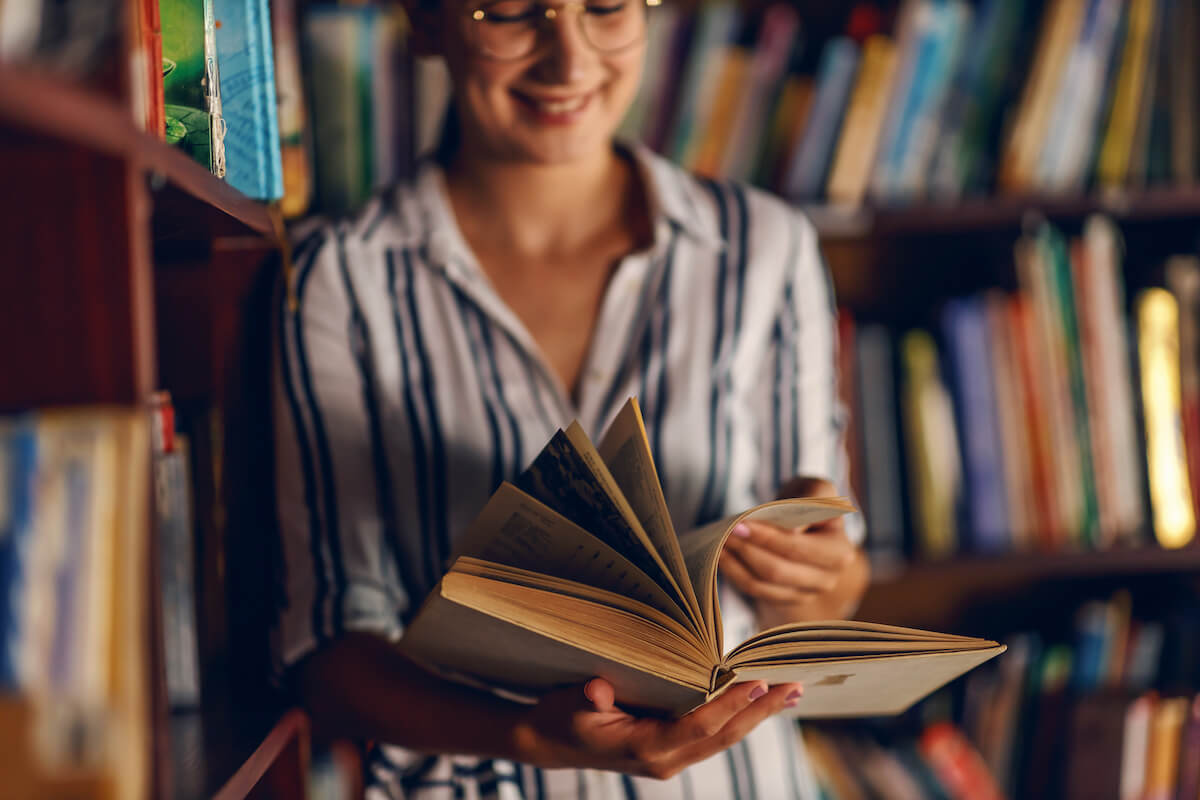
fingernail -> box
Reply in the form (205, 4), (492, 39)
(583, 680), (596, 703)
(732, 523), (751, 539)
(785, 698), (800, 708)
(749, 684), (767, 701)
(785, 689), (802, 702)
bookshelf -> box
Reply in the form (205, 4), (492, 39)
(0, 48), (292, 800)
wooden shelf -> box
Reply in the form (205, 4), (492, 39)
(0, 67), (274, 239)
(170, 708), (309, 800)
(808, 186), (1200, 240)
(858, 546), (1200, 632)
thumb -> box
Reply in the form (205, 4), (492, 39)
(583, 678), (616, 712)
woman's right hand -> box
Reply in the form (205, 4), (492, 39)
(510, 677), (803, 779)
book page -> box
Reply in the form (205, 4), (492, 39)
(451, 483), (692, 628)
(678, 498), (856, 636)
(726, 646), (1005, 719)
(514, 427), (689, 616)
(596, 399), (704, 630)
(401, 586), (709, 716)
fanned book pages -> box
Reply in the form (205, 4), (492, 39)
(403, 398), (1005, 718)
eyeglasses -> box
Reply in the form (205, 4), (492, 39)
(463, 0), (660, 61)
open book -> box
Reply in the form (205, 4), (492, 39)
(402, 399), (1004, 718)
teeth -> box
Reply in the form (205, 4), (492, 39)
(534, 96), (587, 114)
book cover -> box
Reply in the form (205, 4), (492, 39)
(783, 37), (859, 203)
(929, 0), (1029, 198)
(214, 0), (284, 200)
(998, 0), (1086, 192)
(270, 0), (314, 217)
(1096, 0), (1156, 189)
(884, 0), (973, 201)
(1036, 0), (1125, 191)
(942, 296), (1010, 553)
(854, 325), (906, 571)
(899, 330), (961, 559)
(160, 0), (227, 177)
(826, 34), (898, 208)
(984, 292), (1035, 549)
(1136, 288), (1197, 548)
(664, 3), (741, 163)
(402, 399), (1003, 718)
(0, 418), (37, 690)
(1165, 257), (1200, 533)
(718, 3), (801, 181)
(1168, 0), (1198, 184)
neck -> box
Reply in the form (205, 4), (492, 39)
(444, 142), (636, 259)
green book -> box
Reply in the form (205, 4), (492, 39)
(160, 0), (226, 177)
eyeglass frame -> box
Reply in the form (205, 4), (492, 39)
(461, 0), (662, 61)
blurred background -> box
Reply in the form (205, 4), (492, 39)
(1, 0), (1199, 797)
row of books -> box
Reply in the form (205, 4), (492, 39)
(844, 215), (1200, 561)
(813, 589), (1198, 798)
(623, 0), (1200, 206)
(0, 408), (151, 799)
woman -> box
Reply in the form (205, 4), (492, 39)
(272, 0), (870, 796)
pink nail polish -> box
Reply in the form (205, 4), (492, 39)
(732, 523), (751, 538)
(749, 684), (767, 700)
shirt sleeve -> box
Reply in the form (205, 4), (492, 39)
(271, 225), (406, 673)
(757, 210), (865, 546)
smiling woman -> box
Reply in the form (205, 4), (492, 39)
(272, 0), (868, 798)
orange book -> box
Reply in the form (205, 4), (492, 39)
(687, 47), (751, 178)
(138, 0), (165, 138)
(1008, 294), (1061, 547)
(919, 722), (1004, 800)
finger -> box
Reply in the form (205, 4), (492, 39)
(723, 540), (840, 593)
(736, 521), (854, 570)
(719, 552), (817, 604)
(653, 680), (771, 754)
(664, 683), (803, 768)
(584, 678), (616, 712)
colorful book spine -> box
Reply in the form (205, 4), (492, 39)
(272, 0), (314, 217)
(942, 296), (1010, 553)
(826, 34), (898, 208)
(160, 0), (227, 177)
(215, 0), (285, 200)
(1136, 288), (1196, 548)
(0, 419), (37, 689)
(783, 37), (859, 203)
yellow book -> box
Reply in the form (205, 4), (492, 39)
(827, 35), (898, 208)
(1144, 697), (1188, 799)
(687, 48), (752, 178)
(900, 331), (961, 559)
(1137, 289), (1196, 548)
(998, 0), (1086, 192)
(1097, 0), (1156, 189)
(403, 399), (1003, 718)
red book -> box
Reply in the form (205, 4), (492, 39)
(919, 722), (1005, 800)
(139, 0), (165, 138)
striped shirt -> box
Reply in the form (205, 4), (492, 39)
(272, 144), (862, 800)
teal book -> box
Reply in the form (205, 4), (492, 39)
(160, 0), (226, 177)
(215, 0), (284, 199)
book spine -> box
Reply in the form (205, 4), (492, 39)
(1136, 288), (1196, 548)
(784, 37), (859, 203)
(0, 420), (37, 689)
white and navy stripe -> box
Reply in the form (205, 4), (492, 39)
(272, 144), (861, 800)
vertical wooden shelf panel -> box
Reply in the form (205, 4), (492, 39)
(0, 130), (156, 412)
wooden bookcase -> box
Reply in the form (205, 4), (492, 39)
(0, 50), (296, 799)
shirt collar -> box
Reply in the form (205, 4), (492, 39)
(411, 143), (726, 276)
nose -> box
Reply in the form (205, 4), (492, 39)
(535, 4), (594, 84)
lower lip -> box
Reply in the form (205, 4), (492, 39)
(513, 91), (593, 125)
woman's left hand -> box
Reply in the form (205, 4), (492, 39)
(718, 477), (870, 628)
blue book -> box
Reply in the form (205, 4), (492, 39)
(215, 0), (284, 200)
(783, 37), (859, 202)
(942, 297), (1010, 553)
(0, 419), (36, 689)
